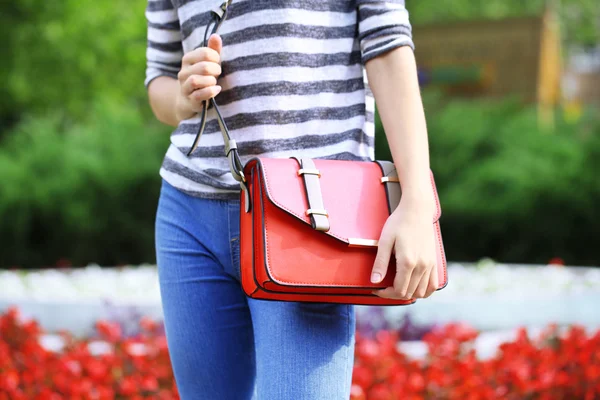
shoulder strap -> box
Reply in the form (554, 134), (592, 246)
(185, 1), (250, 210)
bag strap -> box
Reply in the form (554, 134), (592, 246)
(185, 1), (251, 210)
(184, 1), (399, 216)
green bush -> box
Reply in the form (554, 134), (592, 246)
(1, 0), (598, 268)
(0, 99), (170, 268)
(2, 94), (597, 268)
(377, 92), (600, 265)
(2, 0), (597, 133)
(0, 0), (149, 131)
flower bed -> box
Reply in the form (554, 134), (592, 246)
(2, 308), (599, 399)
(351, 323), (600, 400)
(1, 307), (176, 400)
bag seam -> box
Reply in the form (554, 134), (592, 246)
(259, 159), (446, 287)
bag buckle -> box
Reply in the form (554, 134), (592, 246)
(212, 0), (232, 19)
(348, 238), (379, 248)
(297, 168), (321, 177)
(306, 209), (328, 217)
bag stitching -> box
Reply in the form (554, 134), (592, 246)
(261, 160), (348, 242)
(259, 160), (446, 287)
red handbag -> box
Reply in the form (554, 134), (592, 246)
(188, 1), (448, 306)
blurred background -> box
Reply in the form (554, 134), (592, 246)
(1, 0), (599, 399)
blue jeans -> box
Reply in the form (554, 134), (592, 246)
(155, 179), (356, 400)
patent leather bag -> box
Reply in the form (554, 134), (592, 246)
(188, 1), (448, 305)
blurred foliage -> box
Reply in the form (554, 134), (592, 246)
(377, 93), (600, 265)
(0, 0), (598, 267)
(0, 100), (170, 267)
(0, 94), (597, 267)
(0, 0), (149, 131)
(0, 0), (597, 131)
(407, 0), (599, 47)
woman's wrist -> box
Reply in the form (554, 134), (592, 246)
(149, 76), (185, 127)
(396, 183), (436, 215)
(174, 93), (195, 123)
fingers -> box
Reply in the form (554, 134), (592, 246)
(373, 286), (404, 299)
(374, 256), (415, 300)
(178, 61), (222, 83)
(181, 75), (218, 97)
(373, 256), (438, 300)
(207, 33), (222, 55)
(179, 35), (222, 86)
(374, 268), (414, 300)
(403, 262), (426, 299)
(186, 85), (223, 110)
(370, 229), (394, 284)
(177, 35), (223, 107)
(427, 262), (439, 297)
(394, 255), (417, 297)
(173, 35), (224, 120)
(404, 256), (438, 298)
(182, 38), (221, 67)
(411, 268), (431, 299)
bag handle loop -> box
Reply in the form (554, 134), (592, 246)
(184, 1), (251, 210)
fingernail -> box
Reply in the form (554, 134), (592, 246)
(371, 272), (382, 283)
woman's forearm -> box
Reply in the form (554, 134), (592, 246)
(365, 46), (435, 209)
(148, 76), (181, 127)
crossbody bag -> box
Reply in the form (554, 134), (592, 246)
(187, 0), (448, 305)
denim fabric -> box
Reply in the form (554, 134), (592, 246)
(155, 179), (355, 400)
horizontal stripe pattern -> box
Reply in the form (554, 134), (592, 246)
(177, 103), (369, 136)
(145, 0), (414, 198)
(183, 128), (374, 159)
(357, 2), (413, 63)
(215, 79), (366, 106)
(221, 51), (362, 78)
(172, 113), (373, 145)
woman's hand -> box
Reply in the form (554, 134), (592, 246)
(174, 34), (223, 122)
(370, 193), (438, 300)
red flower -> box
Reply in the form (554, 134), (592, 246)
(1, 370), (19, 391)
(352, 365), (374, 389)
(95, 320), (122, 342)
(118, 377), (138, 396)
(141, 376), (159, 392)
(96, 387), (115, 400)
(368, 383), (394, 400)
(350, 384), (366, 400)
(33, 388), (62, 400)
(356, 338), (381, 365)
(139, 317), (158, 334)
(548, 257), (565, 266)
(406, 372), (425, 393)
(2, 307), (600, 400)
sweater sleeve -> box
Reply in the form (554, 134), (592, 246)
(144, 0), (184, 88)
(356, 0), (415, 64)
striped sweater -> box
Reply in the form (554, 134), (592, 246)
(145, 0), (414, 199)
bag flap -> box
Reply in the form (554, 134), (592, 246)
(252, 158), (441, 246)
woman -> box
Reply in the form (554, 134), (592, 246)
(145, 0), (438, 398)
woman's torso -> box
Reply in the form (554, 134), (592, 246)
(160, 0), (374, 199)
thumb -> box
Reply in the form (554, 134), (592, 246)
(207, 34), (222, 57)
(371, 236), (393, 284)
